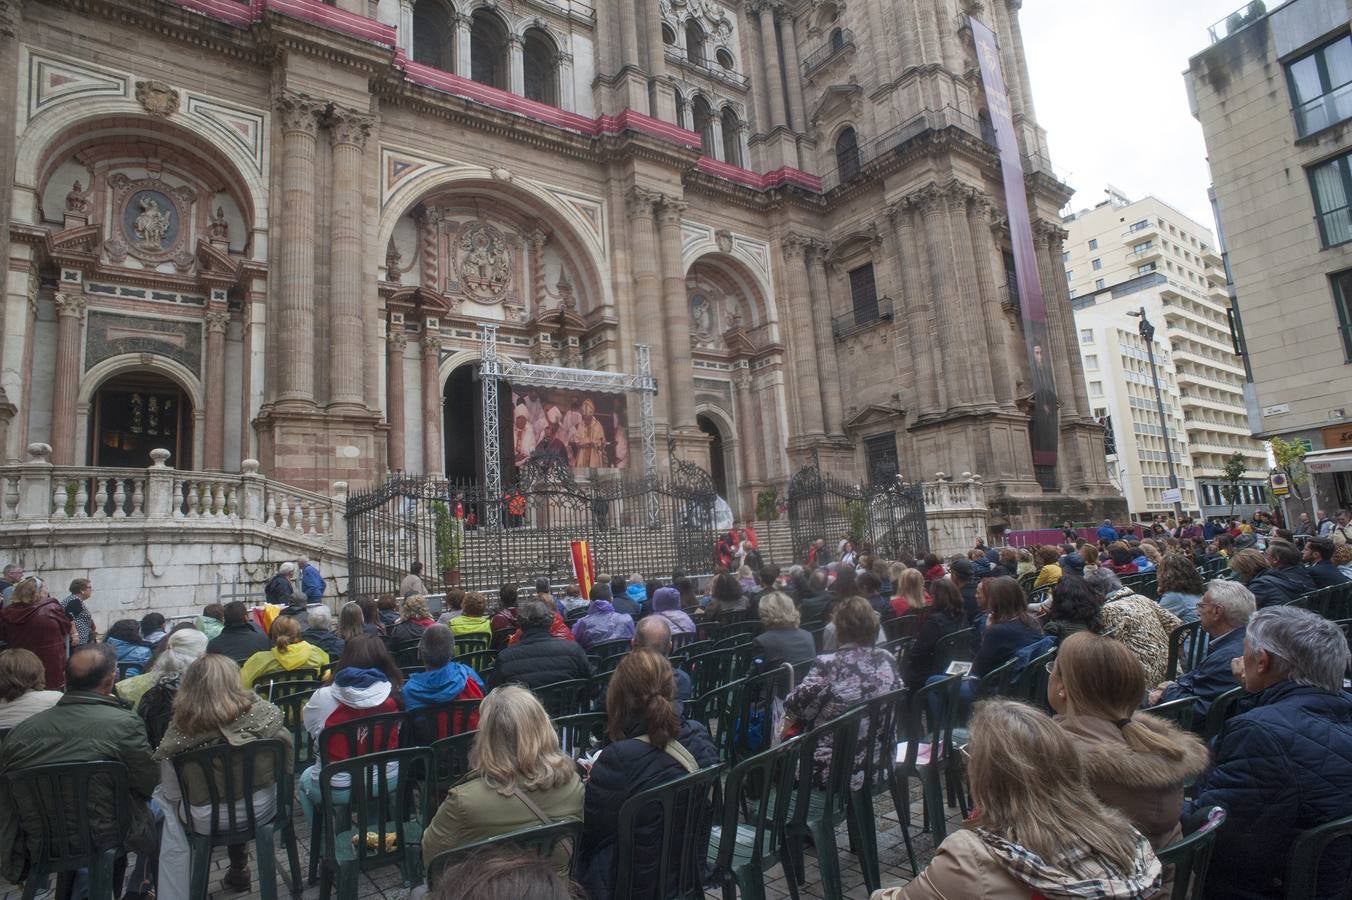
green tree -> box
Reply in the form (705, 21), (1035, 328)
(1270, 436), (1312, 520)
(755, 488), (778, 522)
(1220, 452), (1247, 519)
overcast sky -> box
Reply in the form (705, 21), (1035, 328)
(1020, 0), (1247, 232)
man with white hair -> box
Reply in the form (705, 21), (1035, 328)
(1188, 605), (1352, 899)
(264, 562), (295, 605)
(1150, 580), (1255, 718)
(300, 604), (344, 659)
(297, 555), (325, 603)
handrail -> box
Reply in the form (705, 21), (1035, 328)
(802, 28), (854, 76)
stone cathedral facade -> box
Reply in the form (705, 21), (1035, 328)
(0, 0), (1121, 529)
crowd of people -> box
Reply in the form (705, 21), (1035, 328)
(0, 522), (1349, 900)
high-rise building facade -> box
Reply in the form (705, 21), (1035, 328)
(0, 0), (1120, 528)
(1188, 0), (1352, 515)
(1064, 194), (1268, 521)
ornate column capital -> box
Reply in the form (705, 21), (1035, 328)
(275, 91), (325, 137)
(782, 232), (812, 260)
(806, 238), (833, 264)
(625, 187), (661, 221)
(54, 292), (86, 319)
(328, 107), (376, 149)
(205, 309), (230, 333)
(943, 179), (980, 209)
(657, 196), (688, 225)
(420, 333), (442, 354)
(388, 331), (408, 352)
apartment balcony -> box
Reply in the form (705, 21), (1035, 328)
(1179, 392), (1247, 416)
(1185, 419), (1256, 438)
(663, 48), (751, 90)
(1206, 267), (1227, 288)
(1165, 319), (1235, 353)
(1201, 245), (1223, 267)
(1176, 368), (1244, 393)
(1162, 299), (1227, 334)
(1121, 221), (1160, 244)
(1173, 349), (1246, 379)
(832, 297), (894, 340)
(1127, 244), (1163, 264)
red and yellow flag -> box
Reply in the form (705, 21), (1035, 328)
(571, 540), (595, 598)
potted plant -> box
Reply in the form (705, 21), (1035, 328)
(433, 501), (464, 586)
(756, 488), (778, 523)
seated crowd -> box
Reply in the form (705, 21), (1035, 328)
(0, 532), (1349, 900)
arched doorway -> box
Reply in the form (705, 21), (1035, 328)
(442, 364), (511, 483)
(88, 371), (193, 468)
(697, 414), (728, 500)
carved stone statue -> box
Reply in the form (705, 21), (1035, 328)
(208, 206), (229, 242)
(457, 223), (512, 302)
(65, 180), (90, 215)
(133, 195), (172, 249)
(691, 293), (714, 338)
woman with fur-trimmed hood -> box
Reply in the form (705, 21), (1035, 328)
(1049, 631), (1210, 850)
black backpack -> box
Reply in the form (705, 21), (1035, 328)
(136, 676), (181, 749)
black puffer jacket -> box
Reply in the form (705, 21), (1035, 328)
(1246, 565), (1316, 608)
(578, 718), (720, 900)
(488, 628), (592, 689)
(205, 622), (270, 664)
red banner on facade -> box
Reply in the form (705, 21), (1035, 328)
(971, 16), (1059, 469)
(570, 540), (595, 599)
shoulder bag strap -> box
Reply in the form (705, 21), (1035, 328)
(635, 734), (700, 774)
(511, 785), (553, 824)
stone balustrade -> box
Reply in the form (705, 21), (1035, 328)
(922, 472), (990, 557)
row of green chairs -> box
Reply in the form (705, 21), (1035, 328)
(1289, 582), (1352, 620)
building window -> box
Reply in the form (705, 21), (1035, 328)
(1329, 268), (1352, 362)
(470, 9), (509, 89)
(1092, 258), (1102, 270)
(1080, 328), (1094, 344)
(848, 262), (879, 324)
(835, 127), (861, 181)
(1095, 278), (1105, 290)
(1138, 263), (1156, 275)
(1089, 381), (1104, 397)
(1133, 240), (1153, 253)
(1085, 354), (1099, 369)
(1129, 219), (1149, 232)
(864, 432), (900, 484)
(716, 47), (735, 69)
(1066, 269), (1073, 282)
(830, 26), (846, 53)
(720, 106), (742, 166)
(1003, 250), (1019, 308)
(1068, 288), (1077, 299)
(661, 22), (676, 45)
(412, 0), (455, 71)
(1309, 151), (1352, 247)
(692, 95), (716, 157)
(1088, 238), (1098, 250)
(522, 28), (559, 105)
(1288, 34), (1352, 137)
(685, 19), (706, 65)
(1062, 251), (1070, 263)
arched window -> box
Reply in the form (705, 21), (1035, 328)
(522, 28), (558, 105)
(674, 89), (687, 129)
(413, 0), (456, 71)
(829, 26), (845, 52)
(662, 23), (676, 45)
(720, 106), (742, 166)
(470, 9), (508, 89)
(715, 47), (734, 69)
(835, 126), (861, 181)
(685, 19), (706, 65)
(692, 95), (716, 157)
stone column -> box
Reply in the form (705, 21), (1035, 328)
(508, 35), (525, 95)
(968, 200), (1013, 407)
(420, 332), (444, 477)
(0, 0), (20, 333)
(901, 0), (923, 67)
(626, 189), (667, 426)
(615, 0), (641, 78)
(947, 186), (995, 407)
(51, 292), (85, 465)
(914, 0), (939, 66)
(934, 0), (958, 71)
(992, 1), (1026, 119)
(204, 309), (229, 470)
(558, 52), (576, 111)
(657, 197), (695, 431)
(1007, 0), (1037, 121)
(921, 187), (966, 411)
(327, 107), (374, 409)
(733, 360), (763, 487)
(418, 207), (440, 291)
(275, 91), (324, 405)
(1045, 228), (1089, 419)
(781, 234), (823, 437)
(710, 115), (725, 161)
(455, 15), (473, 79)
(398, 0), (414, 55)
(779, 13), (806, 133)
(529, 230), (549, 311)
(386, 331), (408, 471)
(805, 243), (844, 434)
(756, 3), (787, 128)
(894, 198), (942, 415)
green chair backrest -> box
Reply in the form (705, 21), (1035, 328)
(853, 687), (907, 797)
(883, 613), (923, 642)
(589, 638), (632, 661)
(899, 675), (959, 773)
(271, 688), (318, 773)
(687, 646), (743, 697)
(1201, 686), (1247, 742)
(408, 699), (481, 745)
(453, 634), (491, 657)
(1165, 621), (1208, 682)
(977, 656), (1019, 699)
(1143, 697), (1196, 735)
(452, 648), (495, 673)
(170, 738), (292, 841)
(1284, 812), (1352, 900)
(317, 711), (408, 769)
(253, 670), (321, 702)
(3, 760), (130, 881)
(1014, 648), (1057, 711)
(724, 664), (796, 764)
(529, 678), (593, 717)
(318, 747), (432, 871)
(429, 731), (477, 798)
(933, 627), (976, 672)
(552, 711), (608, 760)
(789, 705), (864, 827)
(710, 737), (801, 879)
(1156, 805), (1226, 900)
(425, 819), (583, 890)
(613, 761), (727, 900)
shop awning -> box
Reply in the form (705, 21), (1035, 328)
(1304, 448), (1352, 474)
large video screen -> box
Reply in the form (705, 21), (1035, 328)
(510, 386), (629, 471)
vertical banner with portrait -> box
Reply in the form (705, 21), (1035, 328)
(510, 386), (629, 471)
(971, 16), (1059, 470)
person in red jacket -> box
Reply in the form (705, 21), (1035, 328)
(0, 577), (73, 690)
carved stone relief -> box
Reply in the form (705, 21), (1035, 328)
(85, 310), (203, 377)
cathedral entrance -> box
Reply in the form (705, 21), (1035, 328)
(442, 364), (511, 484)
(89, 372), (193, 469)
(697, 414), (729, 501)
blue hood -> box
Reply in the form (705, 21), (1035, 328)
(588, 598), (616, 614)
(402, 662), (484, 710)
(334, 666), (390, 690)
(626, 583), (647, 606)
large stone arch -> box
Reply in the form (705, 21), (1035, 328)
(77, 354), (206, 470)
(680, 245), (779, 339)
(696, 400), (739, 508)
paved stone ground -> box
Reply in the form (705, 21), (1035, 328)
(1, 785), (961, 900)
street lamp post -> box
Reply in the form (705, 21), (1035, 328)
(1128, 306), (1184, 523)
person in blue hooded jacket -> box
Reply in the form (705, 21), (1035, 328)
(572, 585), (636, 650)
(105, 618), (152, 677)
(402, 625), (484, 742)
(1188, 605), (1352, 899)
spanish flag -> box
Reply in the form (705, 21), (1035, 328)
(571, 540), (595, 598)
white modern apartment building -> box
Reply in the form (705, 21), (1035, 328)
(1064, 193), (1268, 521)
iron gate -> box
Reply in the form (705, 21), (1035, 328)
(346, 458), (718, 597)
(786, 466), (929, 563)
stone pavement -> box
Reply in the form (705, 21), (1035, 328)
(1, 786), (960, 900)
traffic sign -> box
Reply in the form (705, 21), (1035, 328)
(1161, 488), (1182, 503)
(1270, 471), (1290, 497)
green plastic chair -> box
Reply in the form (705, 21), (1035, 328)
(1284, 812), (1352, 899)
(847, 687), (912, 889)
(685, 677), (746, 744)
(708, 736), (802, 900)
(688, 646), (749, 697)
(1201, 685), (1247, 742)
(932, 627), (976, 673)
(429, 730), (477, 800)
(407, 698), (481, 745)
(882, 613), (923, 642)
(3, 761), (129, 900)
(613, 761), (727, 900)
(977, 656), (1019, 699)
(424, 819), (583, 890)
(530, 678), (593, 717)
(271, 688), (318, 774)
(452, 634), (491, 657)
(552, 711), (607, 759)
(1144, 696), (1196, 733)
(724, 663), (804, 765)
(1165, 621), (1208, 681)
(454, 648), (496, 673)
(253, 670), (321, 701)
(169, 737), (302, 900)
(1155, 805), (1225, 900)
(784, 705), (865, 900)
(896, 675), (963, 848)
(317, 746), (433, 900)
(588, 638), (633, 663)
(1013, 648), (1057, 712)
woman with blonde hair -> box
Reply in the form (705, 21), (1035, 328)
(388, 594), (436, 644)
(751, 590), (816, 669)
(1049, 632), (1209, 850)
(238, 614), (330, 690)
(421, 685), (583, 874)
(874, 700), (1162, 899)
(153, 653), (292, 897)
(889, 567), (927, 619)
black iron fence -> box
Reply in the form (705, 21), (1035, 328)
(786, 466), (929, 564)
(346, 459), (719, 597)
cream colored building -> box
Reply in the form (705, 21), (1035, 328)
(1064, 194), (1267, 520)
(1188, 0), (1352, 515)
